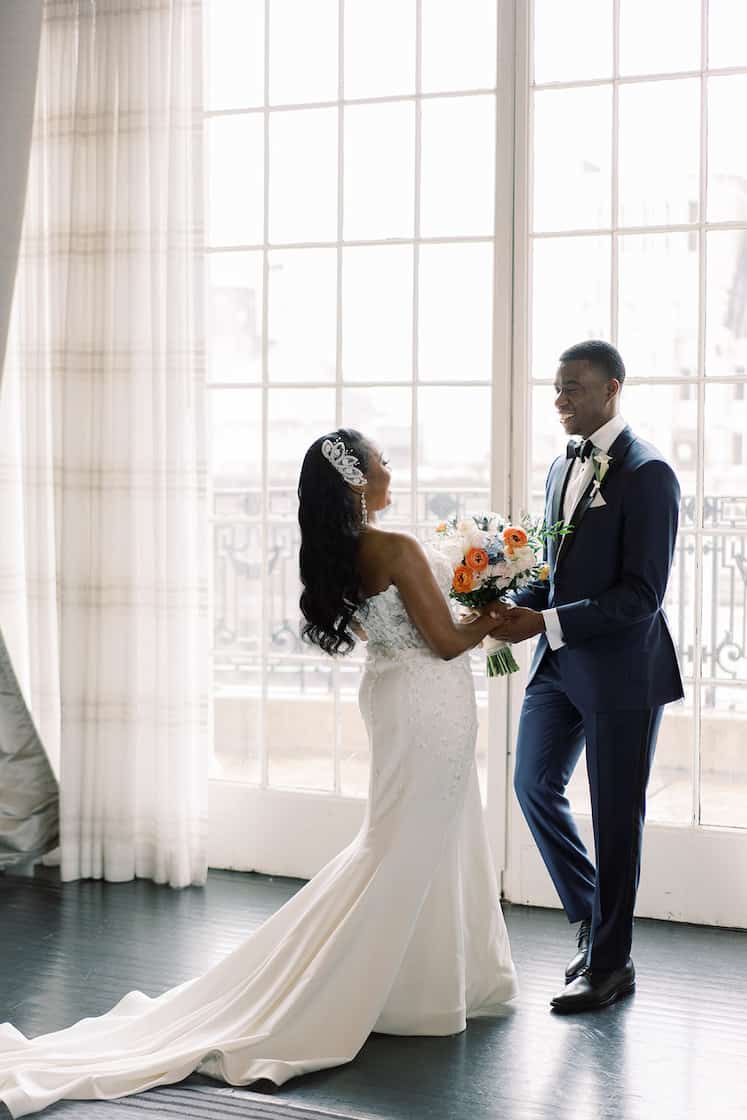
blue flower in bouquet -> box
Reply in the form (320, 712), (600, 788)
(486, 540), (505, 564)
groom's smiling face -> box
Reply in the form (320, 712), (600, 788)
(554, 359), (620, 440)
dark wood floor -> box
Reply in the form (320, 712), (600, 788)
(1, 868), (746, 1120)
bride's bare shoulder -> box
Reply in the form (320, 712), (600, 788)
(362, 527), (424, 562)
(360, 530), (430, 587)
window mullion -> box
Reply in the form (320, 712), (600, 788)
(692, 0), (710, 828)
(259, 0), (271, 790)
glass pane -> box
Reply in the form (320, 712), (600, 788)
(344, 0), (415, 99)
(707, 76), (747, 223)
(214, 653), (261, 691)
(267, 249), (336, 382)
(267, 658), (335, 791)
(341, 387), (412, 489)
(567, 688), (694, 824)
(339, 660), (371, 798)
(205, 0), (264, 110)
(533, 87), (612, 232)
(666, 530), (697, 680)
(530, 383), (571, 509)
(618, 79), (700, 228)
(343, 102), (415, 240)
(266, 521), (304, 657)
(386, 490), (414, 525)
(533, 0), (612, 84)
(417, 489), (491, 525)
(213, 521), (262, 661)
(421, 0), (497, 93)
(704, 384), (747, 529)
(646, 690), (693, 824)
(700, 684), (747, 829)
(269, 0), (338, 106)
(342, 246), (413, 382)
(208, 252), (263, 384)
(709, 0), (747, 70)
(531, 236), (611, 380)
(619, 0), (700, 76)
(268, 387), (336, 486)
(701, 535), (747, 681)
(706, 230), (747, 377)
(214, 489), (261, 520)
(618, 233), (699, 377)
(207, 116), (264, 247)
(620, 382), (698, 518)
(269, 108), (337, 244)
(418, 386), (491, 489)
(418, 242), (494, 382)
(211, 692), (262, 784)
(210, 388), (261, 486)
(420, 96), (495, 238)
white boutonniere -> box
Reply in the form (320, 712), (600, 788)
(590, 448), (612, 497)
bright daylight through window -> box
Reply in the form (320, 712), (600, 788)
(204, 0), (747, 835)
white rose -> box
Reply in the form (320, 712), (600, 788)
(440, 540), (465, 567)
(512, 545), (536, 568)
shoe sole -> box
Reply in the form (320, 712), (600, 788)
(550, 980), (636, 1014)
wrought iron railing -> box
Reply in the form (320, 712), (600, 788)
(211, 491), (747, 693)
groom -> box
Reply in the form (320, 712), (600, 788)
(491, 340), (683, 1013)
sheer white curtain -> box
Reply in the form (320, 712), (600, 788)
(0, 0), (208, 887)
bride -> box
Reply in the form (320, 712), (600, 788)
(0, 428), (517, 1118)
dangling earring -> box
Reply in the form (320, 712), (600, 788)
(360, 489), (368, 528)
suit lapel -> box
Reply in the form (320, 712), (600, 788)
(554, 425), (637, 570)
(548, 457), (574, 565)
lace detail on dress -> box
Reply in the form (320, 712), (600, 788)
(356, 543), (456, 661)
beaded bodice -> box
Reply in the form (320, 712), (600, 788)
(356, 546), (455, 659)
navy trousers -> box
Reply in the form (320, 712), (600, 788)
(514, 649), (663, 970)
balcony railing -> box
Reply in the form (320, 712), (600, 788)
(211, 490), (747, 693)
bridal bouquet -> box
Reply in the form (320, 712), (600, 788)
(432, 513), (570, 677)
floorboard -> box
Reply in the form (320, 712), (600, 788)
(1, 868), (746, 1120)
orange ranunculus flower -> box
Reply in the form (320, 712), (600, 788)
(452, 565), (474, 593)
(503, 526), (528, 553)
(465, 547), (489, 572)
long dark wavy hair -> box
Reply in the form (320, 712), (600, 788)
(298, 429), (370, 656)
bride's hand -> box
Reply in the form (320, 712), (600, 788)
(479, 598), (513, 621)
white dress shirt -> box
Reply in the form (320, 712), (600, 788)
(541, 414), (627, 651)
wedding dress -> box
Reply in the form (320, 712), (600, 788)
(0, 548), (517, 1117)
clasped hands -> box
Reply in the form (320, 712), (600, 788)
(481, 599), (546, 644)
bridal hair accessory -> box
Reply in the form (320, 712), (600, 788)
(321, 437), (367, 487)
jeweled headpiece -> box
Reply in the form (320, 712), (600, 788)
(321, 437), (366, 486)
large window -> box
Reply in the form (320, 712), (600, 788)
(528, 0), (747, 829)
(204, 0), (501, 798)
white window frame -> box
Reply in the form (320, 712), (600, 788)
(503, 0), (747, 929)
(205, 0), (518, 879)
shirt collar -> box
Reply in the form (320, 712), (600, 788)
(588, 414), (626, 453)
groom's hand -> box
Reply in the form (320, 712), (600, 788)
(479, 597), (513, 620)
(489, 605), (545, 644)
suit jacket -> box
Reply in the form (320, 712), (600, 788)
(513, 425), (685, 712)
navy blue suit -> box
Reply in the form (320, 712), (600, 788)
(513, 425), (684, 969)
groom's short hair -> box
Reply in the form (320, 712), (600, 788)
(559, 340), (626, 384)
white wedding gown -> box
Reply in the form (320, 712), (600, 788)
(0, 549), (517, 1117)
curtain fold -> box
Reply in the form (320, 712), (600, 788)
(1, 0), (208, 888)
(0, 0), (59, 875)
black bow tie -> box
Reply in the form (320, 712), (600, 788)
(566, 438), (594, 462)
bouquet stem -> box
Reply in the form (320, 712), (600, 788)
(486, 642), (520, 677)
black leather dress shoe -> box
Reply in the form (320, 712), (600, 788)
(565, 917), (591, 984)
(551, 959), (635, 1013)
